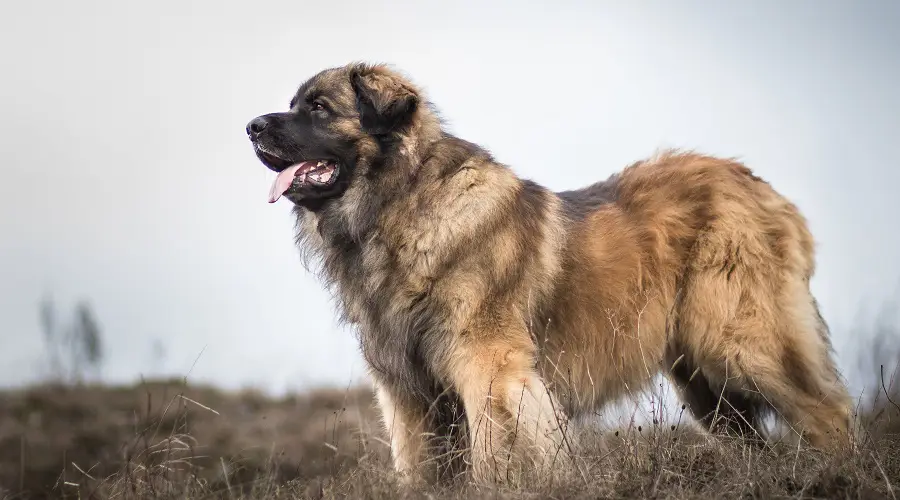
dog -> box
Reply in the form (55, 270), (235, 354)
(245, 62), (852, 484)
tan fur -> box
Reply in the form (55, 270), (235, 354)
(359, 148), (847, 482)
(541, 155), (850, 436)
(255, 63), (852, 485)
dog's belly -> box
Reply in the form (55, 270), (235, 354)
(530, 212), (679, 416)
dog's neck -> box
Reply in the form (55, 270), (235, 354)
(398, 108), (443, 169)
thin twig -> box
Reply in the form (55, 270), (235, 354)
(19, 436), (24, 492)
(220, 457), (234, 500)
(791, 434), (802, 478)
(178, 395), (220, 415)
(72, 462), (96, 481)
(872, 450), (897, 500)
(880, 365), (900, 415)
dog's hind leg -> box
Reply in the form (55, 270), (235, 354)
(666, 346), (767, 442)
(676, 249), (852, 450)
(722, 289), (852, 450)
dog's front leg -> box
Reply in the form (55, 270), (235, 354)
(373, 380), (434, 485)
(443, 329), (572, 484)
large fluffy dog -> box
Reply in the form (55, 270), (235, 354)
(246, 62), (852, 484)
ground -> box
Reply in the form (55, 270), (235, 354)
(1, 372), (898, 499)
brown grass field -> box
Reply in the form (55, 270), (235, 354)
(2, 339), (899, 499)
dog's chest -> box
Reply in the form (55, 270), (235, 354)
(306, 196), (487, 396)
(333, 238), (450, 395)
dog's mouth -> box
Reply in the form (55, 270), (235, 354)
(268, 160), (340, 203)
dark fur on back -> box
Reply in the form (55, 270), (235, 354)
(557, 175), (620, 221)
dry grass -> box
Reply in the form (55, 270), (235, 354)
(0, 378), (381, 499)
(0, 362), (898, 500)
(3, 308), (900, 499)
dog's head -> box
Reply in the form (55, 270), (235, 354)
(246, 63), (426, 210)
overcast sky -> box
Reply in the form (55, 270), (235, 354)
(1, 1), (898, 396)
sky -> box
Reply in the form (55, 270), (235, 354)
(1, 1), (898, 397)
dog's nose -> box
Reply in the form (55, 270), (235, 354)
(246, 116), (269, 138)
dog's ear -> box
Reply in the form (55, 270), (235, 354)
(350, 65), (419, 135)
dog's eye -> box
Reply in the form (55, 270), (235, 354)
(311, 101), (326, 112)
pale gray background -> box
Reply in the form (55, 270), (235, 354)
(1, 1), (898, 397)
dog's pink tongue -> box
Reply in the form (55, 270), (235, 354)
(268, 163), (307, 203)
